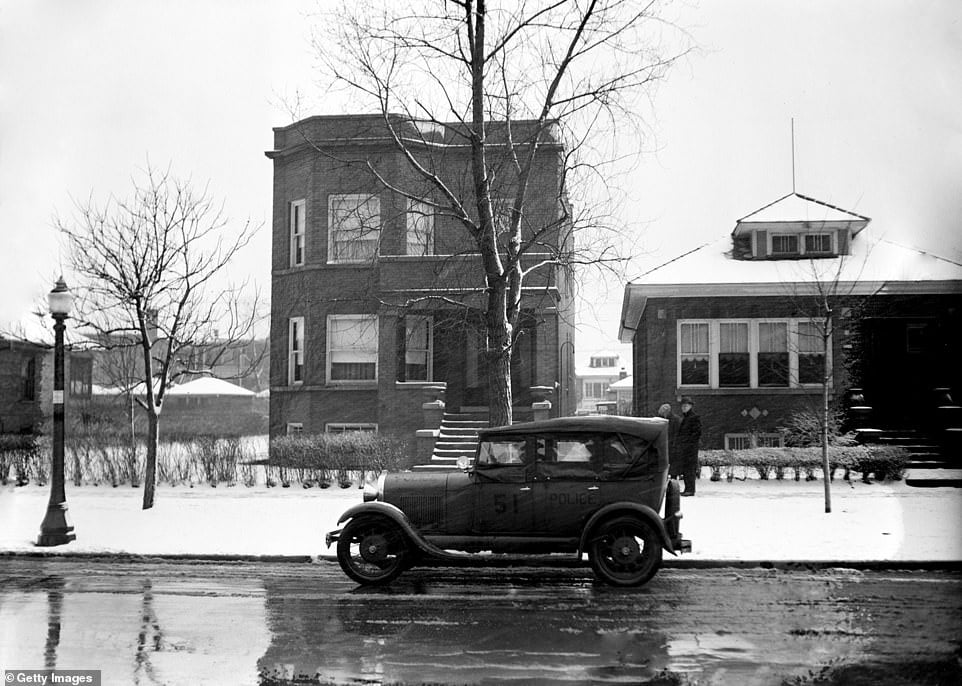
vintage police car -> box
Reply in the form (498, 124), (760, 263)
(326, 416), (691, 586)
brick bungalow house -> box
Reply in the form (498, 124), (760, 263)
(619, 192), (962, 449)
(265, 114), (577, 441)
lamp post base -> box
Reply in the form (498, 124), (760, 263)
(36, 503), (76, 547)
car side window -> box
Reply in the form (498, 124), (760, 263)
(477, 439), (525, 466)
(539, 434), (600, 480)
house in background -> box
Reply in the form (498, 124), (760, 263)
(574, 351), (627, 414)
(266, 114), (577, 442)
(620, 191), (962, 449)
(0, 321), (92, 435)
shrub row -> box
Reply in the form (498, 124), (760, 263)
(268, 432), (404, 472)
(698, 445), (908, 482)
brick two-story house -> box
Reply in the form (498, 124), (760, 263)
(266, 114), (577, 441)
(619, 192), (962, 449)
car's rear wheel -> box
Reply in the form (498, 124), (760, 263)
(336, 516), (409, 585)
(588, 516), (663, 587)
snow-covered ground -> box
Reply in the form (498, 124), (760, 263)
(2, 478), (960, 563)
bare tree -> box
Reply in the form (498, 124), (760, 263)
(57, 164), (262, 509)
(308, 0), (689, 425)
(777, 248), (880, 513)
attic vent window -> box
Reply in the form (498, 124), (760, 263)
(771, 235), (798, 255)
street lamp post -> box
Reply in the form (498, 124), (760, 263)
(37, 276), (76, 546)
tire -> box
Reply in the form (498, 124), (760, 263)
(336, 516), (410, 585)
(588, 516), (663, 587)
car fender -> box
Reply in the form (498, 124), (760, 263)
(579, 502), (675, 556)
(332, 502), (454, 560)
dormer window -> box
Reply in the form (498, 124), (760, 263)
(771, 234), (798, 255)
(804, 233), (832, 254)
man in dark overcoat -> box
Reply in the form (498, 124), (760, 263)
(657, 402), (682, 478)
(677, 396), (702, 496)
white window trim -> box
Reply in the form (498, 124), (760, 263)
(399, 315), (434, 383)
(769, 233), (800, 256)
(677, 321), (711, 389)
(288, 317), (304, 386)
(678, 318), (832, 389)
(327, 194), (380, 264)
(326, 314), (378, 385)
(289, 199), (305, 267)
(325, 423), (378, 433)
(286, 422), (303, 435)
(406, 198), (435, 256)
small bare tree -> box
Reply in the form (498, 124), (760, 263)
(778, 246), (880, 513)
(58, 164), (262, 509)
(309, 0), (689, 425)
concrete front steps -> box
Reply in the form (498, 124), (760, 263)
(858, 428), (962, 488)
(418, 411), (488, 470)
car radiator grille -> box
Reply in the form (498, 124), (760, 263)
(398, 495), (443, 528)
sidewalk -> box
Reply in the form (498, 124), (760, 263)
(2, 478), (960, 566)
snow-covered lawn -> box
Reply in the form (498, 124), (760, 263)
(2, 478), (960, 562)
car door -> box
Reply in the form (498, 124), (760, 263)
(530, 434), (603, 537)
(473, 437), (536, 534)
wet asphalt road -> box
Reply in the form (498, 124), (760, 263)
(0, 559), (960, 685)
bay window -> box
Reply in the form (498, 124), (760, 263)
(718, 322), (749, 387)
(797, 321), (825, 384)
(328, 194), (380, 263)
(289, 200), (305, 267)
(757, 322), (789, 387)
(288, 317), (304, 385)
(327, 315), (378, 383)
(398, 316), (433, 382)
(406, 199), (434, 256)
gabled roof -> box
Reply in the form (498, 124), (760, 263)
(733, 192), (870, 236)
(165, 377), (255, 397)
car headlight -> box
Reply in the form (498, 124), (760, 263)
(363, 473), (386, 502)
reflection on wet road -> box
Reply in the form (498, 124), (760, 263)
(1, 559), (960, 685)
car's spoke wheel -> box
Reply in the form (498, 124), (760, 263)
(337, 517), (409, 585)
(588, 516), (662, 587)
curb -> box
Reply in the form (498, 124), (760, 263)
(3, 551), (960, 573)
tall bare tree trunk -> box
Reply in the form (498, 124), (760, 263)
(821, 314), (832, 513)
(142, 410), (159, 510)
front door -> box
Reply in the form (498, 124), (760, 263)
(861, 317), (938, 426)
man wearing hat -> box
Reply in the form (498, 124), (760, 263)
(677, 396), (702, 496)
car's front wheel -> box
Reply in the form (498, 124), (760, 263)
(588, 516), (663, 587)
(336, 516), (410, 585)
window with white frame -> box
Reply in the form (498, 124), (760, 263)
(286, 422), (303, 435)
(406, 199), (434, 256)
(326, 423), (378, 433)
(289, 200), (305, 267)
(398, 316), (433, 382)
(718, 322), (749, 387)
(758, 322), (789, 387)
(724, 433), (784, 450)
(678, 319), (830, 389)
(771, 234), (799, 255)
(327, 315), (378, 383)
(797, 320), (825, 384)
(679, 322), (710, 386)
(328, 194), (380, 263)
(288, 317), (304, 385)
(804, 233), (832, 254)
(583, 381), (606, 399)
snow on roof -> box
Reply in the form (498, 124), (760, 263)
(165, 377), (255, 397)
(608, 375), (633, 391)
(735, 192), (870, 226)
(620, 234), (962, 342)
(630, 234), (962, 288)
(1, 314), (95, 349)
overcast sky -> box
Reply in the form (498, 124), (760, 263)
(2, 1), (960, 367)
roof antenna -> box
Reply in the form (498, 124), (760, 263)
(791, 118), (796, 194)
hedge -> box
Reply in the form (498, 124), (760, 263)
(268, 432), (405, 473)
(699, 445), (908, 482)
